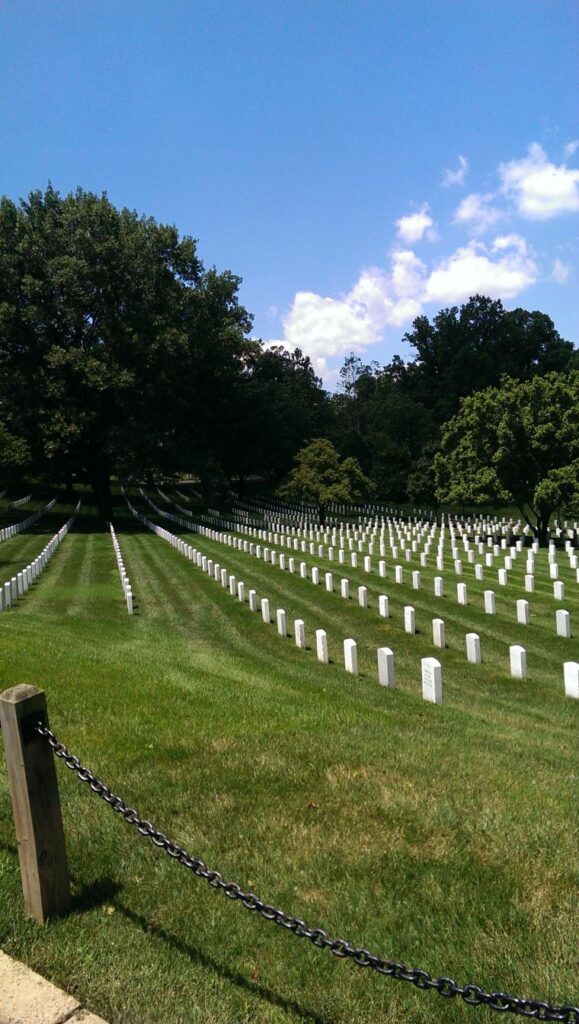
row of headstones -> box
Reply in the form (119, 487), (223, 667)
(134, 507), (444, 699)
(109, 524), (134, 614)
(224, 491), (579, 557)
(200, 522), (577, 644)
(229, 496), (524, 537)
(199, 520), (574, 637)
(0, 496), (56, 543)
(186, 527), (575, 685)
(322, 521), (573, 578)
(231, 497), (578, 553)
(0, 499), (81, 611)
(0, 493), (32, 513)
(193, 553), (579, 700)
(150, 492), (577, 619)
(137, 489), (205, 533)
(129, 501), (579, 702)
(176, 487), (202, 503)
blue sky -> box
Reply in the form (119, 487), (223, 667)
(1, 0), (578, 386)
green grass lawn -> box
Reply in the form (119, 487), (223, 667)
(0, 492), (577, 1024)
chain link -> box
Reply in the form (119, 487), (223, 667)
(35, 722), (578, 1022)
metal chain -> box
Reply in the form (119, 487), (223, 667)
(35, 722), (578, 1022)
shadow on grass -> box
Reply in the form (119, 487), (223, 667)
(70, 876), (122, 915)
(114, 899), (343, 1024)
(0, 841), (121, 916)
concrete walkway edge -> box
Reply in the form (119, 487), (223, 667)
(0, 949), (109, 1024)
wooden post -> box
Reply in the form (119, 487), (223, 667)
(0, 685), (70, 923)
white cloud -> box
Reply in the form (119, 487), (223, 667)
(395, 203), (436, 243)
(389, 249), (427, 298)
(551, 258), (571, 284)
(270, 251), (427, 372)
(268, 230), (541, 384)
(453, 191), (504, 234)
(441, 155), (469, 188)
(424, 234), (537, 303)
(499, 142), (579, 220)
(564, 140), (579, 159)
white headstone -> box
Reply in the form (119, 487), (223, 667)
(554, 581), (564, 601)
(311, 566), (319, 585)
(509, 645), (527, 679)
(344, 638), (358, 675)
(378, 560), (386, 577)
(378, 594), (389, 618)
(325, 572), (333, 592)
(377, 647), (395, 687)
(457, 582), (468, 605)
(434, 576), (444, 598)
(295, 618), (306, 648)
(404, 606), (416, 634)
(395, 565), (404, 584)
(412, 570), (421, 590)
(249, 589), (257, 612)
(556, 609), (571, 638)
(340, 578), (349, 600)
(475, 564), (484, 581)
(524, 574), (534, 593)
(421, 657), (442, 704)
(261, 597), (270, 623)
(466, 632), (481, 664)
(516, 599), (529, 625)
(316, 628), (328, 664)
(432, 618), (445, 648)
(563, 661), (579, 698)
(484, 590), (496, 614)
(358, 585), (368, 608)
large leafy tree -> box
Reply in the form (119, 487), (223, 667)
(403, 295), (575, 425)
(277, 438), (374, 516)
(220, 345), (329, 491)
(0, 185), (253, 514)
(434, 371), (579, 544)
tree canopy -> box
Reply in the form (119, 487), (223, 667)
(277, 438), (374, 509)
(0, 185), (253, 512)
(434, 371), (579, 542)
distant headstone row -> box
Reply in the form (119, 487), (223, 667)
(0, 500), (81, 612)
(0, 493), (33, 513)
(109, 523), (134, 614)
(0, 497), (56, 543)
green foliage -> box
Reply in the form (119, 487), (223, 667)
(0, 423), (30, 473)
(0, 496), (577, 1022)
(221, 346), (328, 487)
(435, 371), (579, 539)
(0, 185), (253, 511)
(277, 438), (374, 505)
(331, 297), (576, 504)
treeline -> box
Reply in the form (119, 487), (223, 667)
(326, 297), (577, 507)
(0, 186), (576, 518)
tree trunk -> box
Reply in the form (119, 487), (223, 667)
(536, 516), (550, 548)
(89, 457), (112, 523)
(64, 473), (75, 502)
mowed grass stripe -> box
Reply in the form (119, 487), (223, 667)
(168, 524), (577, 713)
(0, 502), (576, 1024)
